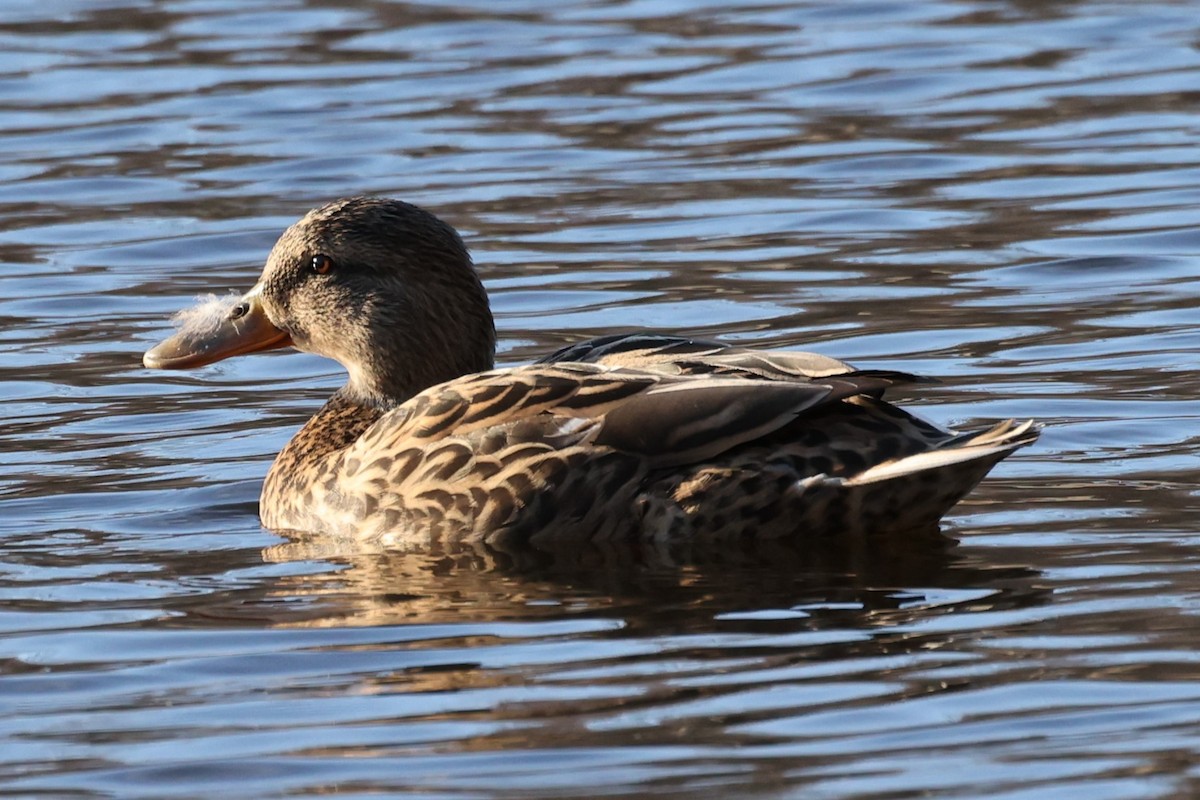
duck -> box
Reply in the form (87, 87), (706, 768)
(143, 197), (1038, 548)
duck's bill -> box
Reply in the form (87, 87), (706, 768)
(143, 293), (292, 370)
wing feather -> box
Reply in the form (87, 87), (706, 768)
(339, 337), (929, 525)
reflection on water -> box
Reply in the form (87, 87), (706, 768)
(3, 0), (1200, 796)
(259, 532), (1038, 628)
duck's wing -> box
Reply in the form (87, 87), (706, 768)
(324, 361), (913, 541)
(538, 333), (932, 392)
(354, 362), (902, 471)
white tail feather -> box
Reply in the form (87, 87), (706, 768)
(845, 419), (1037, 486)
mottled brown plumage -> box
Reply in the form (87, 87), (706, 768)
(144, 197), (1038, 548)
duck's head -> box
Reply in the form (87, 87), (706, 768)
(143, 197), (497, 404)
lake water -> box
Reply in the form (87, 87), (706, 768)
(3, 0), (1200, 797)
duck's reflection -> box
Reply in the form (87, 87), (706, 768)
(250, 526), (1043, 630)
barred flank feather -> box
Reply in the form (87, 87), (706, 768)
(261, 336), (1037, 546)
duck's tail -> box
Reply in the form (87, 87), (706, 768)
(806, 418), (1040, 534)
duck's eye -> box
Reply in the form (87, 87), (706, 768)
(310, 254), (334, 275)
(229, 302), (249, 321)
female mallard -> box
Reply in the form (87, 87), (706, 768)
(144, 197), (1037, 547)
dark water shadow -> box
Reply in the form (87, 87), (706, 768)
(184, 528), (1054, 637)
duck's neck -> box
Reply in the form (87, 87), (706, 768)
(343, 334), (496, 405)
(262, 387), (388, 516)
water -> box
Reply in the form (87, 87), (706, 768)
(3, 0), (1200, 796)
